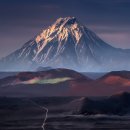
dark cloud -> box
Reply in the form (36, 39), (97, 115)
(0, 0), (130, 58)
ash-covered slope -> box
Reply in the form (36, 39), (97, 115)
(0, 68), (88, 86)
(0, 68), (91, 97)
(76, 92), (130, 115)
(98, 71), (130, 87)
(0, 17), (130, 71)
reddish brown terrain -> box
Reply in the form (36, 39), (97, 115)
(0, 69), (130, 97)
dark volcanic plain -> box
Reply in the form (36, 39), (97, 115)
(1, 95), (130, 130)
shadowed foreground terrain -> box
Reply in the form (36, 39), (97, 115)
(1, 94), (130, 130)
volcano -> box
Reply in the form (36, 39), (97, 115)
(0, 17), (130, 71)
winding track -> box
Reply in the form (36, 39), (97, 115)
(24, 99), (48, 130)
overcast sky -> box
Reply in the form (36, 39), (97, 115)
(0, 0), (130, 58)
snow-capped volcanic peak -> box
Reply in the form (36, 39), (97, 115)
(1, 16), (130, 71)
(35, 17), (82, 44)
(32, 16), (110, 68)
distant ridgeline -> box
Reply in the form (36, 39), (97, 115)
(0, 68), (130, 97)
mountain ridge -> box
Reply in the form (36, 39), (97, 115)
(0, 16), (130, 71)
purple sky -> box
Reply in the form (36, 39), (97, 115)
(0, 0), (130, 58)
